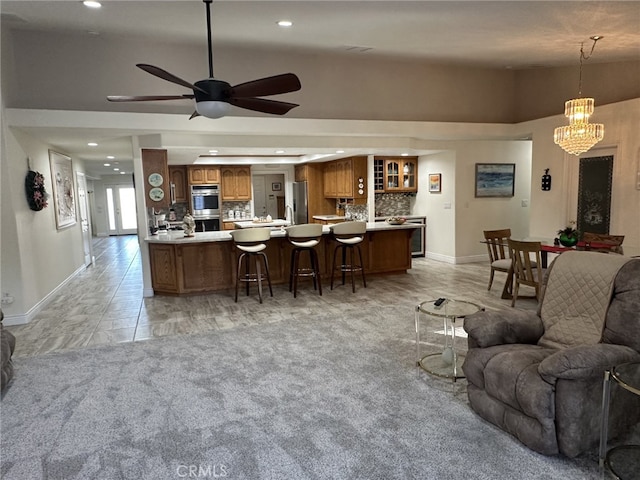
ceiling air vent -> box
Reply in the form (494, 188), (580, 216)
(341, 45), (373, 54)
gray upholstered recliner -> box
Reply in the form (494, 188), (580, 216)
(462, 251), (640, 457)
(1, 308), (16, 392)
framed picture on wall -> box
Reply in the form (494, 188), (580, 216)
(475, 163), (515, 197)
(49, 150), (77, 229)
(272, 182), (282, 191)
(428, 173), (441, 193)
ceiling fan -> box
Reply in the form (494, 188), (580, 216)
(107, 0), (301, 119)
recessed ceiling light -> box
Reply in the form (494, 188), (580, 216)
(336, 150), (345, 154)
(107, 155), (114, 159)
(103, 163), (111, 167)
(401, 153), (409, 156)
(87, 142), (98, 147)
(83, 1), (102, 8)
(275, 150), (285, 154)
(209, 150), (218, 154)
(120, 171), (126, 175)
(277, 20), (293, 27)
(113, 168), (120, 171)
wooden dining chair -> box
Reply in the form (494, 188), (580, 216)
(508, 239), (543, 307)
(483, 228), (512, 291)
(582, 232), (625, 254)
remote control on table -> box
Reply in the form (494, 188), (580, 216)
(434, 298), (446, 309)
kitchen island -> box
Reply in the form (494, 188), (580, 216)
(146, 222), (422, 295)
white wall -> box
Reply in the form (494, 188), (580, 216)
(413, 140), (532, 263)
(1, 128), (86, 323)
(517, 98), (640, 248)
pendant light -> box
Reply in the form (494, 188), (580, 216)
(553, 36), (604, 156)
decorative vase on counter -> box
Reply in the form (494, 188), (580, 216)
(182, 213), (196, 237)
(558, 233), (578, 247)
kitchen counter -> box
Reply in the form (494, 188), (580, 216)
(313, 215), (346, 221)
(233, 219), (290, 229)
(145, 221), (421, 244)
(145, 222), (421, 295)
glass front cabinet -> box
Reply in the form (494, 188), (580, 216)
(374, 157), (418, 193)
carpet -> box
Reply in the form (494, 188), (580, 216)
(1, 306), (603, 479)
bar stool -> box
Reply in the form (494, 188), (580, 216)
(230, 228), (273, 303)
(330, 221), (367, 293)
(286, 224), (323, 298)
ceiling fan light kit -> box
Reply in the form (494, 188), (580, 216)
(107, 0), (301, 119)
(553, 36), (604, 156)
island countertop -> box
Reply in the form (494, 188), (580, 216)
(146, 222), (423, 295)
(144, 221), (422, 244)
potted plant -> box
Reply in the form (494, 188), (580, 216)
(557, 221), (579, 247)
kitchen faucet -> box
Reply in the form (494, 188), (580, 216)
(285, 204), (294, 225)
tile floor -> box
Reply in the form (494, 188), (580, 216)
(6, 235), (537, 358)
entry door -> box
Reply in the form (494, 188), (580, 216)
(76, 172), (94, 266)
(106, 185), (137, 235)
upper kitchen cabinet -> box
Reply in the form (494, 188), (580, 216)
(168, 166), (187, 203)
(221, 166), (252, 201)
(142, 149), (170, 209)
(323, 156), (367, 202)
(188, 166), (220, 185)
(374, 156), (418, 192)
(294, 164), (309, 182)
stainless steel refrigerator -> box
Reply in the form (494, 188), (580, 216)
(292, 181), (308, 224)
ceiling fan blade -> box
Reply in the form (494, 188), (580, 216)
(136, 64), (208, 94)
(227, 97), (299, 115)
(230, 73), (301, 98)
(107, 95), (195, 102)
(189, 111), (201, 120)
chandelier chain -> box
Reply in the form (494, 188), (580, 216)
(578, 37), (601, 96)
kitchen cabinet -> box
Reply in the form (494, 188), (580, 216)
(221, 166), (252, 201)
(168, 166), (188, 203)
(374, 156), (418, 192)
(142, 149), (170, 208)
(294, 164), (308, 182)
(323, 156), (367, 202)
(323, 161), (338, 197)
(188, 166), (220, 185)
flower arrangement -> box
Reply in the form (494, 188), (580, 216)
(557, 221), (579, 247)
(25, 170), (49, 211)
(557, 221), (579, 239)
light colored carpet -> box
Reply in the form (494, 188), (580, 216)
(1, 306), (604, 479)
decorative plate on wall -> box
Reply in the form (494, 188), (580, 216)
(148, 173), (164, 187)
(149, 187), (165, 201)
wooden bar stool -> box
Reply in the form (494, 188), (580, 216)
(286, 224), (323, 298)
(230, 228), (273, 303)
(330, 221), (367, 293)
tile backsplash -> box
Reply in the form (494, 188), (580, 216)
(344, 204), (368, 221)
(374, 193), (412, 217)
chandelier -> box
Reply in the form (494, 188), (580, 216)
(553, 36), (604, 156)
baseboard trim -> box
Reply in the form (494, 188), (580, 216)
(2, 264), (87, 326)
(143, 287), (155, 298)
(424, 252), (488, 265)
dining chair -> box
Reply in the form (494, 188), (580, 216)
(582, 232), (625, 254)
(508, 239), (543, 307)
(483, 228), (512, 291)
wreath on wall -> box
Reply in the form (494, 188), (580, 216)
(25, 170), (49, 211)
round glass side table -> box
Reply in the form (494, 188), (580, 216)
(414, 299), (483, 381)
(599, 362), (640, 480)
